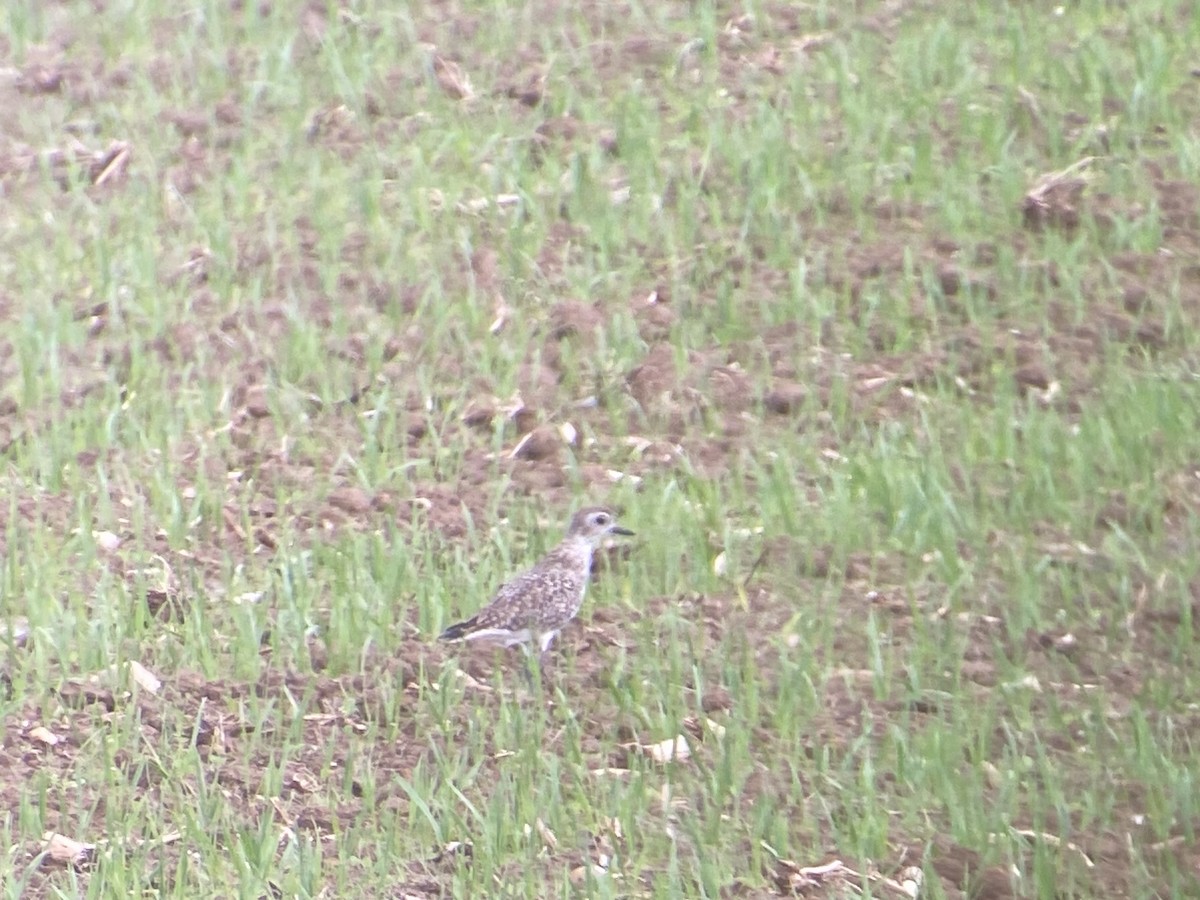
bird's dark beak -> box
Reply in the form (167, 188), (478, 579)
(611, 526), (635, 536)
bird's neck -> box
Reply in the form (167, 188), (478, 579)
(547, 535), (593, 572)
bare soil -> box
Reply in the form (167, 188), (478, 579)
(3, 2), (1199, 897)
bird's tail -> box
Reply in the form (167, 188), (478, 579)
(439, 616), (478, 642)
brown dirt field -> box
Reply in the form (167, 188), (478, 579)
(4, 2), (1200, 897)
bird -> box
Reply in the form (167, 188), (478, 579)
(438, 506), (634, 670)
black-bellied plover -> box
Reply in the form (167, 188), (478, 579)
(439, 506), (634, 668)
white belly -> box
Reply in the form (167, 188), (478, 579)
(463, 627), (533, 647)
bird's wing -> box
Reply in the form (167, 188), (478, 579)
(472, 566), (584, 630)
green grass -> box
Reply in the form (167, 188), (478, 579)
(2, 0), (1199, 897)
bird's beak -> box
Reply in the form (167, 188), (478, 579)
(611, 526), (635, 536)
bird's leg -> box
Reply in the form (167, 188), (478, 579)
(518, 642), (539, 689)
(533, 644), (550, 687)
(532, 631), (556, 688)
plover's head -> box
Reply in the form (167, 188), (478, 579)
(566, 506), (634, 546)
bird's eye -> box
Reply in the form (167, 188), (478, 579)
(594, 513), (609, 525)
